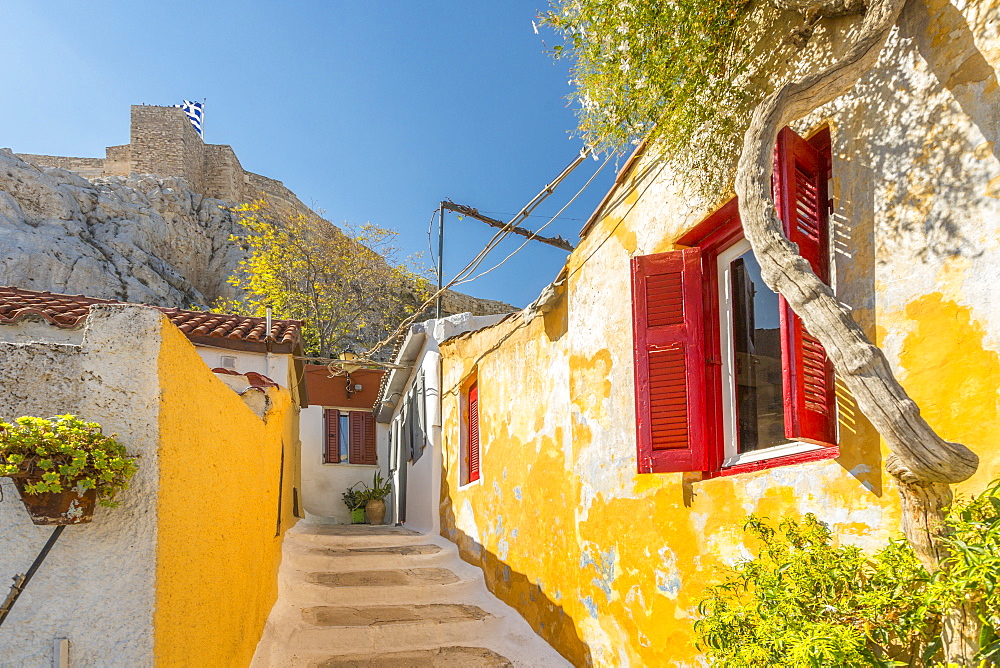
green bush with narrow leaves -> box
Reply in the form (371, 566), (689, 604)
(695, 482), (1000, 667)
(0, 415), (138, 508)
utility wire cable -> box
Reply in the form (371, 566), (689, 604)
(362, 147), (596, 359)
(451, 150), (617, 288)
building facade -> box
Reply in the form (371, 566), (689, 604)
(420, 2), (1000, 665)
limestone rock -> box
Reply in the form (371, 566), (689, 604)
(0, 148), (243, 308)
(0, 148), (516, 319)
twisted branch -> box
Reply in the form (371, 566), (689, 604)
(734, 0), (978, 485)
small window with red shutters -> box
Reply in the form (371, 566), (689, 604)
(461, 372), (481, 486)
(323, 408), (377, 465)
(631, 127), (838, 476)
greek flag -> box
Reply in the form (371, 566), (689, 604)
(173, 100), (204, 137)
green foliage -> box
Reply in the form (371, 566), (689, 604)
(695, 514), (935, 667)
(696, 482), (1000, 666)
(0, 415), (138, 508)
(342, 481), (368, 511)
(217, 201), (431, 359)
(543, 0), (758, 186)
(362, 471), (392, 502)
(931, 479), (1000, 663)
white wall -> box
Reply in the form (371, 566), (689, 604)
(403, 349), (442, 534)
(0, 306), (162, 667)
(193, 346), (290, 388)
(299, 404), (391, 523)
(381, 314), (508, 534)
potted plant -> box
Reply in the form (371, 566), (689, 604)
(0, 415), (138, 525)
(342, 482), (368, 524)
(364, 471), (392, 526)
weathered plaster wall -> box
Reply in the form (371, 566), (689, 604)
(154, 321), (298, 666)
(0, 306), (162, 667)
(437, 1), (1000, 665)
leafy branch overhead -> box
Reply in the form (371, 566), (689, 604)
(216, 201), (431, 359)
(544, 0), (757, 187)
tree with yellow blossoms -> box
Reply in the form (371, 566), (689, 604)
(216, 201), (430, 359)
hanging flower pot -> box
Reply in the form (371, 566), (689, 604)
(12, 478), (98, 525)
(0, 415), (138, 526)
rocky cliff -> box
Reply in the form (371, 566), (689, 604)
(0, 149), (515, 318)
(0, 149), (241, 307)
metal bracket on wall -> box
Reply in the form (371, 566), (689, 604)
(0, 524), (65, 627)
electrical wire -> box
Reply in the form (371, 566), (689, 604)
(426, 208), (439, 275)
(362, 148), (598, 358)
(451, 150), (617, 288)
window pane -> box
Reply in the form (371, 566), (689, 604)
(339, 414), (350, 463)
(730, 251), (790, 453)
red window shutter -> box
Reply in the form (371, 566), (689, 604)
(324, 409), (339, 464)
(631, 247), (709, 473)
(774, 127), (837, 446)
(468, 382), (480, 482)
(360, 412), (377, 465)
(349, 411), (365, 464)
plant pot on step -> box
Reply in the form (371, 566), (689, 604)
(350, 507), (367, 524)
(13, 478), (98, 525)
(365, 498), (386, 525)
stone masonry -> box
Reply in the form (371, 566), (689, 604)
(18, 105), (310, 216)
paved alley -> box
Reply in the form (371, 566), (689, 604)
(251, 523), (570, 667)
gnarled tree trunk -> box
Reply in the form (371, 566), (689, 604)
(734, 0), (981, 663)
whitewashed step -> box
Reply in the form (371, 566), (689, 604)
(284, 540), (447, 573)
(282, 603), (505, 656)
(281, 567), (481, 605)
(307, 645), (514, 667)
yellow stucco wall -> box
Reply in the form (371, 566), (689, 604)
(154, 321), (299, 666)
(437, 3), (1000, 664)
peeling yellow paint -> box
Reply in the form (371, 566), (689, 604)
(900, 293), (1000, 493)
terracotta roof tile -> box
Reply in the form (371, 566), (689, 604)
(0, 286), (303, 353)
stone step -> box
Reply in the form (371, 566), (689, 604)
(310, 568), (460, 588)
(313, 645), (514, 667)
(283, 604), (503, 656)
(285, 542), (447, 573)
(283, 567), (475, 606)
(288, 524), (428, 549)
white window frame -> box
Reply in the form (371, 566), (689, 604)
(716, 238), (823, 468)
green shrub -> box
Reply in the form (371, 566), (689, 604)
(694, 514), (937, 667)
(931, 479), (1000, 663)
(695, 482), (1000, 667)
(0, 414), (138, 508)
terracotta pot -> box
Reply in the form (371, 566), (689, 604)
(13, 479), (98, 525)
(365, 498), (386, 525)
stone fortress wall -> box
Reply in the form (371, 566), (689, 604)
(17, 105), (311, 216)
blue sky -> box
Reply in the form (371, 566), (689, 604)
(3, 1), (618, 308)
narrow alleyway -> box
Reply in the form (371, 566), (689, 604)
(252, 523), (570, 667)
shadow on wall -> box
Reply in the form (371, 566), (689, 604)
(439, 476), (593, 667)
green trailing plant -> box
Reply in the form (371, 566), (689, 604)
(363, 471), (392, 503)
(342, 481), (368, 511)
(542, 0), (758, 192)
(0, 415), (138, 508)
